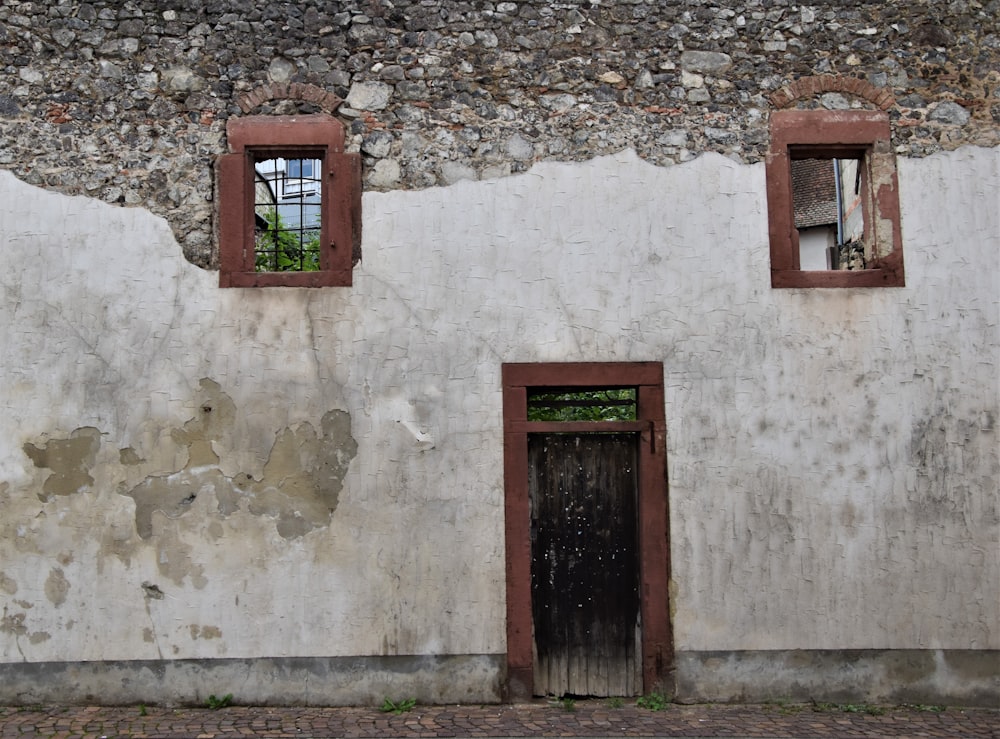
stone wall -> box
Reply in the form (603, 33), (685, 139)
(0, 0), (997, 267)
(1, 0), (998, 707)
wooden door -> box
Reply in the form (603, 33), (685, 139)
(529, 433), (641, 697)
(502, 362), (671, 702)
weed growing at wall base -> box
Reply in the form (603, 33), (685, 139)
(380, 697), (416, 714)
(842, 703), (886, 715)
(206, 693), (233, 709)
(636, 692), (669, 711)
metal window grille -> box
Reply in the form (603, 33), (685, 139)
(253, 156), (323, 272)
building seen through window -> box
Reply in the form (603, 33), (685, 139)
(764, 108), (903, 288)
(790, 156), (866, 271)
(253, 156), (323, 272)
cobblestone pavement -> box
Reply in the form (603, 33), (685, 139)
(1, 702), (997, 739)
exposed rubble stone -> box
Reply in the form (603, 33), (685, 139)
(929, 101), (974, 125)
(0, 0), (996, 270)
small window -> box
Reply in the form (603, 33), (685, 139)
(254, 156), (322, 271)
(765, 110), (904, 287)
(218, 115), (361, 288)
(286, 158), (314, 180)
(791, 156), (867, 270)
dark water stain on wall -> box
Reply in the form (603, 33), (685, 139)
(44, 568), (69, 607)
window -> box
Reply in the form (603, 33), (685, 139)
(286, 158), (314, 180)
(765, 109), (904, 287)
(218, 115), (361, 288)
(253, 157), (322, 271)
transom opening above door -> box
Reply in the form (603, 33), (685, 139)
(527, 388), (638, 422)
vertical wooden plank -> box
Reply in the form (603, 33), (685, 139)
(530, 433), (640, 697)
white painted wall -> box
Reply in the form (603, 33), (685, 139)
(798, 226), (833, 270)
(1, 147), (996, 670)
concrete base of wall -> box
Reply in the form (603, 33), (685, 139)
(673, 650), (999, 708)
(0, 654), (504, 707)
(4, 650), (997, 707)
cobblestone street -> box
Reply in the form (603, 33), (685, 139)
(1, 702), (997, 738)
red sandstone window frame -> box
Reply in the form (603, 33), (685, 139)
(765, 109), (904, 288)
(217, 115), (361, 288)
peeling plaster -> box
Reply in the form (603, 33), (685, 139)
(22, 427), (101, 501)
(152, 527), (207, 589)
(243, 409), (358, 539)
(1, 609), (27, 636)
(119, 447), (143, 465)
(0, 572), (16, 595)
(189, 625), (222, 640)
(122, 379), (357, 541)
(0, 147), (995, 687)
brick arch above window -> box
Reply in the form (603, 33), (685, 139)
(236, 82), (344, 116)
(769, 75), (896, 111)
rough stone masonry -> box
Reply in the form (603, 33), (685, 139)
(0, 0), (996, 268)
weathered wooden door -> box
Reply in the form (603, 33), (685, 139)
(529, 432), (641, 697)
(502, 362), (670, 702)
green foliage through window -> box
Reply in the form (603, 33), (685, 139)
(527, 388), (637, 422)
(255, 207), (320, 272)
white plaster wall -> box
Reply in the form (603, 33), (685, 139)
(798, 227), (833, 270)
(0, 146), (996, 666)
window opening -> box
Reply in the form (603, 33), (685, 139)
(219, 115), (361, 288)
(790, 154), (867, 271)
(765, 109), (904, 288)
(253, 156), (323, 272)
(527, 388), (638, 422)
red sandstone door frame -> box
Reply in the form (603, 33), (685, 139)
(502, 362), (672, 700)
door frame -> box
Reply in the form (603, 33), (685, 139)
(502, 362), (672, 700)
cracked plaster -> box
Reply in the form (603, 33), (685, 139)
(0, 146), (995, 694)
